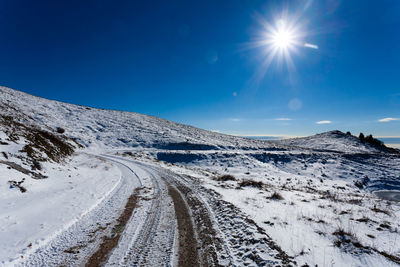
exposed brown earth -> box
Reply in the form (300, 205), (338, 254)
(85, 187), (142, 267)
(166, 171), (296, 266)
(166, 183), (198, 267)
(81, 161), (297, 267)
(164, 177), (223, 266)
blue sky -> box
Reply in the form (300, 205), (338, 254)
(0, 0), (399, 136)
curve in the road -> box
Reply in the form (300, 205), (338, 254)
(16, 155), (142, 267)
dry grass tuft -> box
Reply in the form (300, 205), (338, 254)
(214, 174), (236, 182)
(238, 179), (264, 189)
(371, 205), (390, 216)
(267, 191), (284, 200)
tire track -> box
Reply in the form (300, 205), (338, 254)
(140, 162), (295, 266)
(85, 187), (141, 267)
(165, 183), (198, 267)
(133, 161), (226, 266)
(103, 156), (176, 267)
(17, 156), (143, 267)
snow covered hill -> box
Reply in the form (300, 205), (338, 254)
(0, 86), (280, 152)
(1, 86), (400, 266)
(276, 130), (394, 153)
(2, 86), (393, 156)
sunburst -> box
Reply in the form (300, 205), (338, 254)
(260, 18), (302, 70)
(243, 13), (316, 87)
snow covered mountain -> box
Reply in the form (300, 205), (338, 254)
(1, 86), (400, 267)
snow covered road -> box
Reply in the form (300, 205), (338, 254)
(11, 154), (202, 266)
(101, 155), (177, 266)
(8, 155), (146, 266)
(117, 155), (296, 266)
(6, 153), (300, 266)
(101, 155), (298, 266)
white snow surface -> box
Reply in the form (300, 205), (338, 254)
(276, 130), (383, 153)
(1, 86), (399, 266)
(0, 154), (121, 265)
(0, 86), (278, 151)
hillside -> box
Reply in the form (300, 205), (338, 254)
(276, 130), (395, 153)
(0, 86), (279, 152)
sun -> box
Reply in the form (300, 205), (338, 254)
(268, 19), (297, 51)
(252, 17), (303, 73)
(272, 28), (295, 49)
(245, 13), (317, 87)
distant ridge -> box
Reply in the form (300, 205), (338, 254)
(276, 130), (398, 153)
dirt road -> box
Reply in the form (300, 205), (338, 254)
(19, 154), (294, 266)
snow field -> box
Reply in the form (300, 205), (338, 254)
(0, 153), (121, 265)
(138, 149), (400, 266)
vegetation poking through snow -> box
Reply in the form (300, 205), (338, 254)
(370, 205), (391, 216)
(332, 227), (400, 264)
(359, 132), (398, 153)
(213, 174), (236, 182)
(0, 111), (75, 168)
(238, 179), (265, 189)
(21, 129), (74, 163)
(267, 191), (284, 200)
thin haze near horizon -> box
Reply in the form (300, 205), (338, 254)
(0, 0), (399, 136)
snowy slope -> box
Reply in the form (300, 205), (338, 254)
(0, 86), (280, 152)
(276, 130), (387, 153)
(0, 154), (121, 264)
(2, 86), (393, 155)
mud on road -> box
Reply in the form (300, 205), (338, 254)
(166, 184), (198, 267)
(82, 157), (295, 266)
(161, 167), (296, 266)
(86, 187), (142, 267)
(165, 180), (224, 266)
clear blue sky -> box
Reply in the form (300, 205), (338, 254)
(0, 0), (399, 136)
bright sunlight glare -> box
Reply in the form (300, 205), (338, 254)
(269, 19), (297, 51)
(245, 13), (316, 88)
(255, 17), (302, 75)
(272, 29), (294, 48)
